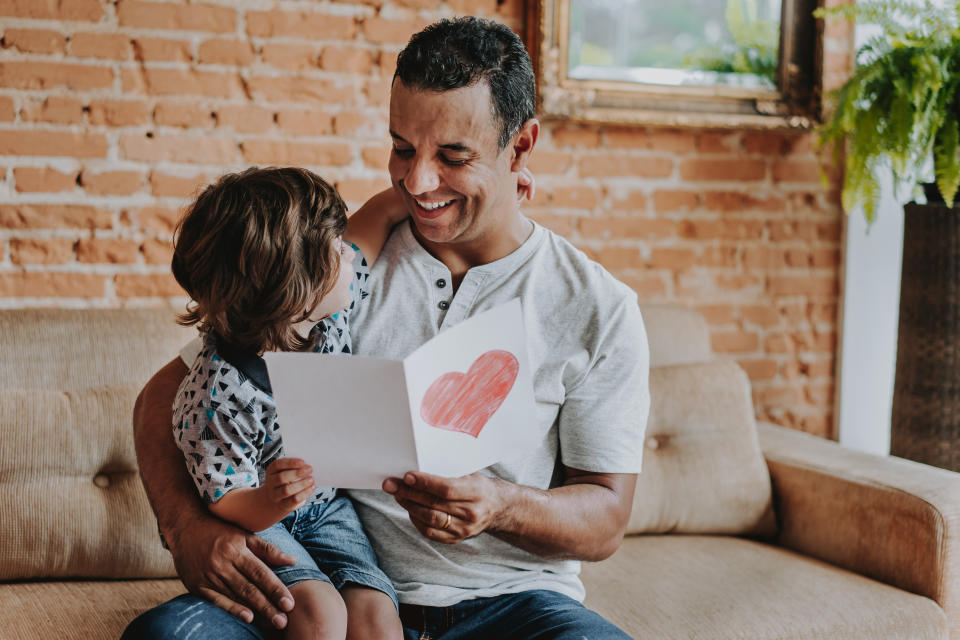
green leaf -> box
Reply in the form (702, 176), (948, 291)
(934, 115), (960, 207)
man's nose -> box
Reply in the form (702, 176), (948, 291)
(402, 157), (440, 195)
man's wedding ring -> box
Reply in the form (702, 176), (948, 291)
(441, 512), (452, 530)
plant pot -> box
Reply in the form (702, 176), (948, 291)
(890, 187), (960, 470)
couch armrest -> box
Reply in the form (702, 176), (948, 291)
(758, 422), (960, 635)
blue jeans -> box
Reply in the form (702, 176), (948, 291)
(122, 589), (632, 639)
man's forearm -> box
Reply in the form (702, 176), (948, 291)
(133, 357), (208, 545)
(488, 472), (635, 561)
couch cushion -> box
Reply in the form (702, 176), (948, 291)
(629, 359), (776, 536)
(0, 385), (176, 580)
(638, 304), (712, 367)
(582, 535), (947, 639)
(0, 579), (186, 639)
(0, 308), (195, 390)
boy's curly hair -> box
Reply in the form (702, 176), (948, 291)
(172, 166), (347, 354)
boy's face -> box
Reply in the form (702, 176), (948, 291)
(303, 238), (356, 324)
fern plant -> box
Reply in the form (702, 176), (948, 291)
(816, 0), (960, 222)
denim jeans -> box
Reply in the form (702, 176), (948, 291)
(122, 589), (633, 639)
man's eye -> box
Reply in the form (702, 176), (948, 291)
(441, 156), (468, 166)
(392, 147), (414, 157)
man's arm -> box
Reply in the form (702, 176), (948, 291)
(344, 188), (407, 265)
(133, 358), (295, 629)
(383, 467), (636, 561)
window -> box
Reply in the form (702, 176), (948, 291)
(526, 0), (822, 128)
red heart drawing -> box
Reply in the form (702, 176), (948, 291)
(420, 350), (519, 438)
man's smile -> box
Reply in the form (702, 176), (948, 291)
(412, 197), (457, 218)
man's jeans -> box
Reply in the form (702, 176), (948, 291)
(122, 588), (633, 639)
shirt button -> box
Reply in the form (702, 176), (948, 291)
(438, 300), (450, 311)
(436, 278), (447, 288)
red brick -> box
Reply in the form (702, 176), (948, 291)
(743, 132), (787, 155)
(742, 246), (785, 269)
(335, 178), (389, 203)
(334, 112), (387, 137)
(80, 170), (144, 196)
(2, 28), (66, 54)
(594, 247), (644, 271)
(361, 146), (389, 170)
(131, 37), (193, 62)
(118, 1), (236, 33)
(0, 0), (104, 21)
(362, 16), (423, 44)
(150, 171), (209, 198)
(246, 76), (357, 106)
(13, 167), (78, 192)
(76, 237), (140, 264)
(579, 216), (675, 239)
(697, 304), (736, 324)
(769, 220), (818, 242)
(391, 0), (442, 8)
(608, 189), (648, 212)
(275, 109), (334, 136)
(649, 248), (697, 271)
(246, 10), (356, 39)
(702, 191), (746, 212)
(550, 125), (600, 148)
(527, 151), (573, 175)
(0, 61), (112, 91)
(197, 38), (255, 66)
(9, 238), (74, 265)
(320, 46), (374, 74)
(698, 131), (740, 153)
(377, 50), (400, 76)
(88, 99), (150, 126)
(647, 129), (698, 154)
(680, 158), (766, 182)
(260, 43), (318, 71)
(122, 133), (237, 165)
(743, 193), (787, 212)
(365, 77), (391, 107)
(114, 272), (184, 297)
(241, 140), (351, 166)
(579, 155), (673, 178)
(738, 358), (779, 381)
(754, 385), (803, 407)
(618, 273), (667, 297)
(773, 159), (823, 184)
(153, 102), (213, 128)
(128, 206), (181, 233)
(525, 212), (575, 237)
(0, 203), (112, 229)
(20, 96), (85, 124)
(818, 221), (842, 242)
(700, 245), (739, 268)
(0, 95), (12, 121)
(805, 383), (835, 405)
(131, 68), (245, 99)
(69, 32), (131, 60)
(550, 186), (600, 209)
(652, 190), (698, 213)
(741, 305), (780, 327)
(215, 105), (273, 134)
(768, 275), (839, 296)
(810, 302), (838, 323)
(141, 238), (173, 264)
(0, 272), (106, 298)
(0, 130), (108, 158)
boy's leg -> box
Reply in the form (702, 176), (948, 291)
(285, 580), (347, 640)
(342, 586), (404, 640)
(121, 593), (266, 640)
(441, 589), (633, 640)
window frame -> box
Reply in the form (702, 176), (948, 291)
(525, 0), (824, 129)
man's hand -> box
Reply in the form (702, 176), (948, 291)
(167, 514), (297, 629)
(383, 471), (506, 543)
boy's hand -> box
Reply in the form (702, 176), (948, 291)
(263, 458), (316, 511)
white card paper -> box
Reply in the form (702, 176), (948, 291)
(264, 299), (538, 489)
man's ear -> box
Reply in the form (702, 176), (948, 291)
(509, 118), (540, 172)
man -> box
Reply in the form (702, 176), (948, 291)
(124, 16), (649, 639)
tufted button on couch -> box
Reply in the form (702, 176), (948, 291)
(0, 306), (957, 638)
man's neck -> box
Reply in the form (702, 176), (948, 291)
(412, 215), (534, 291)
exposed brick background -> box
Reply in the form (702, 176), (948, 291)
(0, 0), (854, 439)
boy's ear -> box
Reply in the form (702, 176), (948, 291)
(509, 119), (540, 172)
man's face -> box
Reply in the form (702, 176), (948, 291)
(388, 80), (517, 248)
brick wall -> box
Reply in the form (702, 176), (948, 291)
(0, 0), (853, 438)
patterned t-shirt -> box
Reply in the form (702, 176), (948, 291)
(172, 247), (371, 506)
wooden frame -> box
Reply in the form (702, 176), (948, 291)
(525, 0), (823, 129)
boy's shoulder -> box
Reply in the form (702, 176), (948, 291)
(175, 337), (273, 426)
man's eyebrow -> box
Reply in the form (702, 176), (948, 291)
(389, 131), (473, 153)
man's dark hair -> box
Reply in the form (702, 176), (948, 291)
(394, 16), (536, 149)
(172, 167), (347, 354)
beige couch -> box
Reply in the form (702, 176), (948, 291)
(0, 306), (956, 638)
